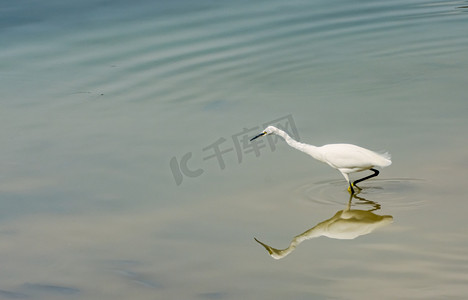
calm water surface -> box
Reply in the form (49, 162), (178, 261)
(1, 0), (468, 299)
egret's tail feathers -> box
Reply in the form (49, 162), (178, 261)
(378, 151), (392, 167)
(380, 151), (391, 160)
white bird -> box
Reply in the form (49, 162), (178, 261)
(250, 126), (391, 193)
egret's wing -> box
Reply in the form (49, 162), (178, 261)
(321, 144), (377, 170)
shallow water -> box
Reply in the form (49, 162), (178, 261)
(1, 0), (468, 299)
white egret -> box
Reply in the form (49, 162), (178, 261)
(250, 126), (391, 193)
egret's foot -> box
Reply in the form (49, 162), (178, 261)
(347, 183), (362, 194)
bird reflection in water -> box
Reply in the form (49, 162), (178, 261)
(254, 194), (393, 259)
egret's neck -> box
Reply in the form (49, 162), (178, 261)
(274, 129), (323, 161)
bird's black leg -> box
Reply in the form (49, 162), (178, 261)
(353, 168), (379, 189)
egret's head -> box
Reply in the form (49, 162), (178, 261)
(264, 126), (276, 134)
(250, 126), (276, 141)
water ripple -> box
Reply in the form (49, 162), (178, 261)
(2, 0), (467, 105)
(294, 178), (426, 208)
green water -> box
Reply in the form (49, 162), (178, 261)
(1, 0), (468, 299)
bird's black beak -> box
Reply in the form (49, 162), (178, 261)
(250, 132), (266, 141)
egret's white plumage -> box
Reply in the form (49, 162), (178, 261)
(250, 126), (391, 193)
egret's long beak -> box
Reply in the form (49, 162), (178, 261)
(250, 131), (266, 141)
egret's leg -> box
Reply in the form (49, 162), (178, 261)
(340, 171), (355, 194)
(353, 168), (379, 188)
